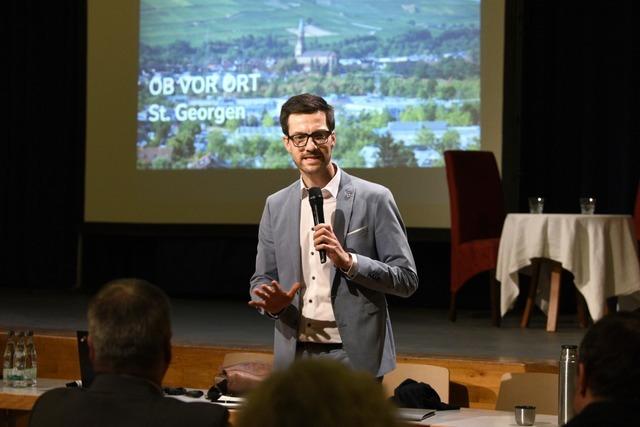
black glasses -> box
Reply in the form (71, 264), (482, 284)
(287, 130), (333, 147)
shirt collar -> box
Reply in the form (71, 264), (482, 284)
(300, 164), (341, 199)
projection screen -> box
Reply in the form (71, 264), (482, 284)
(85, 0), (504, 227)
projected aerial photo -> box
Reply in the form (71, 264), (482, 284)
(137, 0), (480, 169)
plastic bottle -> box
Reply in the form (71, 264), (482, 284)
(11, 331), (27, 388)
(2, 330), (16, 387)
(25, 330), (38, 387)
(558, 344), (578, 425)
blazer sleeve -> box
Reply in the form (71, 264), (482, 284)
(347, 188), (418, 298)
(249, 199), (278, 300)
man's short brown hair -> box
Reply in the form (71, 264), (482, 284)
(279, 93), (335, 136)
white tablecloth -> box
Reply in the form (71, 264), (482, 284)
(497, 214), (640, 321)
(412, 408), (558, 426)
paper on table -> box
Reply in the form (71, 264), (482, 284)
(170, 393), (245, 408)
(216, 395), (245, 403)
(397, 408), (436, 422)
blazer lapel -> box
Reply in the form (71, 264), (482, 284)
(283, 182), (302, 290)
(331, 172), (355, 285)
(335, 172), (354, 244)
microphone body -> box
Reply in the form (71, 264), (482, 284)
(308, 187), (327, 264)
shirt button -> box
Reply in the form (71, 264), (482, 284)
(307, 323), (311, 327)
(311, 251), (314, 255)
(312, 276), (315, 280)
(309, 299), (313, 303)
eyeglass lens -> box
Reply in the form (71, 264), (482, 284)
(289, 131), (331, 146)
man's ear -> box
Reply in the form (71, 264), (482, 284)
(164, 339), (172, 366)
(282, 136), (291, 153)
(577, 362), (588, 395)
(573, 361), (590, 415)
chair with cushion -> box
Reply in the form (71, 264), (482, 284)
(444, 150), (506, 326)
(382, 363), (450, 403)
(495, 372), (558, 415)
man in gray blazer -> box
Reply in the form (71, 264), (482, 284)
(249, 94), (418, 378)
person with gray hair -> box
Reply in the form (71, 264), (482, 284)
(29, 278), (228, 427)
(87, 277), (172, 381)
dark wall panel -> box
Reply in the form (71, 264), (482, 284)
(1, 1), (86, 289)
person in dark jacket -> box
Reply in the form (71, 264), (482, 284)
(565, 311), (640, 426)
(29, 278), (228, 427)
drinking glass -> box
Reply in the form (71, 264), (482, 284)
(515, 405), (536, 426)
(528, 197), (544, 214)
(579, 197), (596, 214)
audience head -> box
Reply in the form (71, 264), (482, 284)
(574, 310), (640, 413)
(87, 278), (172, 385)
(236, 359), (400, 427)
(279, 93), (335, 136)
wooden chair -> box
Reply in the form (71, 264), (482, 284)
(382, 363), (450, 403)
(444, 150), (506, 326)
(495, 372), (558, 415)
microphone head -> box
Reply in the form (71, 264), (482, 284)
(308, 187), (323, 204)
(307, 187), (326, 257)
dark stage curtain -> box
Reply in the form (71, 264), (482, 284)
(504, 0), (640, 214)
(0, 1), (86, 288)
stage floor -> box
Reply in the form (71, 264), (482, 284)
(0, 288), (585, 363)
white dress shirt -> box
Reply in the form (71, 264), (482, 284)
(297, 167), (342, 343)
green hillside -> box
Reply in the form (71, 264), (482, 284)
(141, 0), (479, 46)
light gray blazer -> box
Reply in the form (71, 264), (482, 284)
(250, 171), (418, 377)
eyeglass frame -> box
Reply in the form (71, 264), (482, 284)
(286, 130), (334, 147)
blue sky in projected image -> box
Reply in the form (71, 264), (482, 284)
(136, 0), (480, 170)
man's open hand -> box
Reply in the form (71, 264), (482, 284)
(248, 280), (301, 315)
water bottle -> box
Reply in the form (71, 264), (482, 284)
(558, 344), (578, 425)
(25, 330), (38, 387)
(3, 330), (16, 387)
(11, 331), (27, 388)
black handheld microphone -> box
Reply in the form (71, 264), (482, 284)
(308, 187), (327, 264)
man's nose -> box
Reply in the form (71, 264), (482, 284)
(304, 139), (320, 150)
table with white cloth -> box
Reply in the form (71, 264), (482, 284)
(410, 408), (558, 426)
(497, 214), (640, 327)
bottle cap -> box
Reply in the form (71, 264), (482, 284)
(561, 344), (578, 349)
